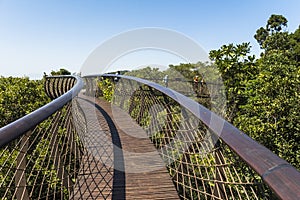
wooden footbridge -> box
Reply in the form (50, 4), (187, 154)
(0, 75), (300, 199)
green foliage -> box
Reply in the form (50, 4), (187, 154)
(266, 14), (288, 33)
(254, 14), (297, 56)
(123, 63), (224, 114)
(168, 63), (198, 80)
(0, 77), (50, 127)
(236, 50), (300, 169)
(97, 77), (114, 102)
(209, 43), (256, 122)
(210, 14), (300, 169)
(254, 27), (269, 47)
(50, 68), (71, 76)
(254, 14), (287, 46)
(290, 25), (300, 62)
(125, 66), (165, 80)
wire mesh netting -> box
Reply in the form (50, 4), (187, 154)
(2, 75), (298, 199)
(0, 76), (85, 199)
(108, 77), (277, 200)
(0, 103), (85, 199)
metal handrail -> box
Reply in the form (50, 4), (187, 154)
(97, 74), (300, 200)
(0, 75), (83, 148)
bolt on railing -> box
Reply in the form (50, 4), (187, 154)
(95, 74), (300, 200)
(0, 76), (85, 199)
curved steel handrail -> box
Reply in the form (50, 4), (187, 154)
(0, 75), (83, 148)
(96, 74), (300, 199)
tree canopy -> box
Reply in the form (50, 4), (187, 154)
(211, 14), (300, 169)
(50, 68), (71, 76)
(0, 77), (50, 127)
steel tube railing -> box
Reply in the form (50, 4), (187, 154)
(0, 76), (83, 148)
(0, 75), (85, 200)
(95, 74), (300, 200)
(2, 73), (299, 199)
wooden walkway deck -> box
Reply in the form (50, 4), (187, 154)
(71, 95), (179, 199)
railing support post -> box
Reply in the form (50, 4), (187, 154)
(213, 141), (226, 199)
(163, 95), (175, 144)
(119, 79), (126, 109)
(137, 87), (145, 124)
(15, 130), (31, 200)
(128, 90), (137, 116)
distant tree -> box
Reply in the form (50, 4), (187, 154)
(254, 27), (269, 47)
(0, 77), (49, 127)
(254, 14), (290, 53)
(209, 14), (300, 169)
(124, 66), (164, 80)
(266, 14), (288, 32)
(236, 50), (300, 169)
(209, 43), (256, 122)
(50, 68), (71, 76)
(168, 63), (198, 80)
(236, 15), (300, 169)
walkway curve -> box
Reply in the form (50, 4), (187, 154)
(72, 94), (179, 199)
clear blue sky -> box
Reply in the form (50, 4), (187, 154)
(0, 0), (299, 78)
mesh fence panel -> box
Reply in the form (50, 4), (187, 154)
(108, 77), (276, 200)
(0, 76), (85, 199)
